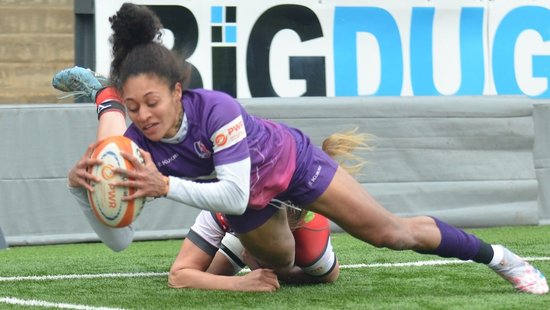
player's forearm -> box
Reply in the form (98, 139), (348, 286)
(165, 160), (250, 215)
(167, 176), (248, 215)
(168, 268), (242, 291)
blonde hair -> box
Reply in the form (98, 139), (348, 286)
(321, 128), (371, 175)
(284, 128), (371, 230)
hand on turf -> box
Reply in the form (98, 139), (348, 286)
(115, 149), (168, 200)
(235, 269), (280, 292)
(68, 142), (102, 192)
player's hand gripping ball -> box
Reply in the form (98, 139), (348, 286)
(87, 136), (145, 227)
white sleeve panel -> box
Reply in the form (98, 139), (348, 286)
(189, 211), (226, 248)
(165, 158), (250, 215)
(68, 186), (134, 252)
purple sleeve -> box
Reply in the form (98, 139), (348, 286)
(202, 94), (250, 166)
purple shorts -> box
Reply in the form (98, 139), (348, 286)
(276, 127), (338, 206)
(225, 203), (279, 234)
(225, 127), (338, 233)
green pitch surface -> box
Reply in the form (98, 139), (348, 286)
(1, 226), (549, 309)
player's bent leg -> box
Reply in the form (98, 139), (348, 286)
(96, 109), (127, 140)
(307, 166), (486, 258)
(236, 207), (295, 275)
(293, 212), (331, 267)
(314, 261), (339, 284)
(210, 233), (246, 276)
(308, 167), (549, 294)
(306, 166), (441, 250)
(52, 66), (126, 139)
(293, 212), (339, 282)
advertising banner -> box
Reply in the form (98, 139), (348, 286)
(94, 0), (550, 98)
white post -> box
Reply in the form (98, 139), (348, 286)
(532, 102), (550, 225)
(0, 226), (7, 249)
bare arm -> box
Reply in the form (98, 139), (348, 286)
(168, 238), (280, 292)
(243, 250), (340, 285)
(207, 251), (241, 276)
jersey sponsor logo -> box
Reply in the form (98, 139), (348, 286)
(214, 134), (228, 147)
(193, 141), (212, 158)
(308, 165), (322, 186)
(156, 153), (179, 167)
(212, 115), (247, 152)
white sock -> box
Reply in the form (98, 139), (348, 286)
(489, 244), (504, 267)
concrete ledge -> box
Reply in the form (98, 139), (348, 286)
(0, 96), (548, 246)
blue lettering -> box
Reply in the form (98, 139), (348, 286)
(410, 7), (484, 95)
(493, 6), (550, 96)
(334, 7), (403, 96)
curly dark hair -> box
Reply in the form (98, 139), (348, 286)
(108, 3), (190, 91)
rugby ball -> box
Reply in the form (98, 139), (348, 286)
(87, 136), (145, 228)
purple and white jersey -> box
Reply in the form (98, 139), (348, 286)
(125, 88), (296, 209)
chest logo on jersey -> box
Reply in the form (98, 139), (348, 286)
(194, 141), (212, 159)
(157, 153), (179, 168)
(212, 115), (247, 152)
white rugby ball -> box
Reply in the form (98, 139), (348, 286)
(87, 136), (145, 228)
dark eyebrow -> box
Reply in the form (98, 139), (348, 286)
(144, 91), (161, 97)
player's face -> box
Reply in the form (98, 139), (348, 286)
(122, 74), (183, 141)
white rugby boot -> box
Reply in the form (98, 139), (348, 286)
(489, 245), (548, 295)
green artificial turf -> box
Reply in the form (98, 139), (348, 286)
(0, 225), (549, 309)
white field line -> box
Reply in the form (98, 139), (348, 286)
(1, 257), (549, 310)
(1, 257), (549, 282)
(0, 296), (124, 310)
(342, 256), (550, 269)
(0, 272), (166, 282)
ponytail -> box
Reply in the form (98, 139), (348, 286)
(285, 128), (370, 230)
(322, 128), (370, 175)
(108, 3), (189, 92)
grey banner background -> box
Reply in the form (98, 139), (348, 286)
(1, 96), (549, 246)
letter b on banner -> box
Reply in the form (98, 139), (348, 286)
(147, 5), (203, 89)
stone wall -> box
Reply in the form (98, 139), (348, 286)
(0, 0), (74, 103)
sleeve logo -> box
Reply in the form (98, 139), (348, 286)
(212, 115), (247, 152)
(215, 134), (228, 146)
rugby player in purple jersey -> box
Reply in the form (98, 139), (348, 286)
(60, 2), (548, 295)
